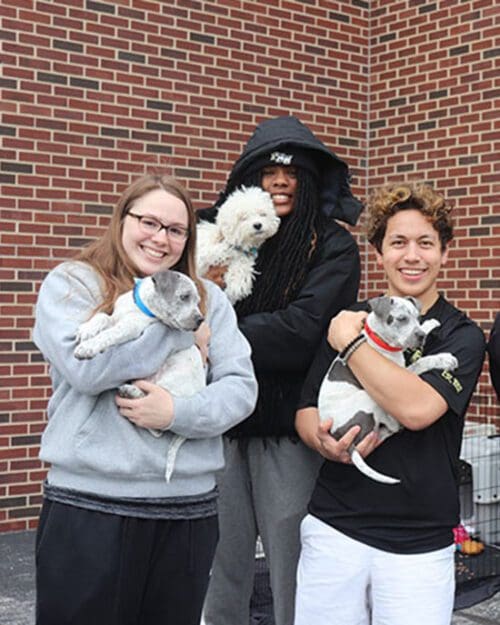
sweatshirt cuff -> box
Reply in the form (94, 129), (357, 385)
(168, 394), (205, 438)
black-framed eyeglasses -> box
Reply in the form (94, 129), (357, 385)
(127, 212), (189, 242)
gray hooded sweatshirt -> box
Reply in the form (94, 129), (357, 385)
(33, 261), (257, 499)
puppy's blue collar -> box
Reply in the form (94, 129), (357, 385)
(233, 245), (258, 258)
(133, 279), (156, 318)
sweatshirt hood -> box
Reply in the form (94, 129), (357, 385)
(225, 116), (363, 226)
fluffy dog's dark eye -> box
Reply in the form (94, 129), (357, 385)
(397, 315), (408, 323)
(180, 293), (190, 302)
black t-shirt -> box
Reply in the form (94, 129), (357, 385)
(487, 312), (500, 398)
(299, 295), (486, 554)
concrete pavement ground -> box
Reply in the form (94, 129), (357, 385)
(0, 531), (35, 625)
(1, 530), (499, 625)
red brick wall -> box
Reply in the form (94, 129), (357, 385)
(0, 1), (497, 531)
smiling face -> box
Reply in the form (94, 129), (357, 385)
(260, 165), (298, 217)
(375, 209), (449, 313)
(121, 188), (189, 277)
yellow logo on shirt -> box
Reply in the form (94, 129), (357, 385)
(441, 370), (463, 393)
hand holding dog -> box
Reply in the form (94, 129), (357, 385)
(204, 264), (227, 290)
(317, 417), (380, 463)
(116, 380), (174, 431)
(194, 321), (211, 365)
(328, 310), (368, 352)
(295, 407), (380, 464)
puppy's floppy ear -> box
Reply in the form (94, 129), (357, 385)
(152, 269), (178, 296)
(405, 296), (422, 313)
(368, 295), (392, 318)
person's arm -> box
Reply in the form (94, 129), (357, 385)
(203, 265), (227, 289)
(326, 310), (447, 429)
(33, 263), (194, 396)
(295, 329), (380, 463)
(327, 309), (485, 430)
(296, 406), (379, 463)
(352, 345), (447, 429)
(240, 225), (360, 372)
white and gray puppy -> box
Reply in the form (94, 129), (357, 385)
(74, 269), (205, 482)
(196, 185), (280, 304)
(318, 295), (458, 484)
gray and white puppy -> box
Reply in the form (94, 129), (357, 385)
(74, 270), (204, 358)
(318, 295), (458, 484)
(74, 269), (206, 482)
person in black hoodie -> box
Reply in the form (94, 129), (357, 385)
(200, 116), (363, 625)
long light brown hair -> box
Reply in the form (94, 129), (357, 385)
(76, 172), (206, 314)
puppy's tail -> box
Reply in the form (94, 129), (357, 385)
(165, 434), (186, 482)
(351, 450), (400, 485)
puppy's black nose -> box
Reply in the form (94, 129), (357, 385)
(253, 222), (262, 230)
(194, 314), (205, 330)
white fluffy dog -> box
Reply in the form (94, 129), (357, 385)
(196, 186), (280, 304)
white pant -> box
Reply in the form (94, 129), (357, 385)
(295, 514), (455, 625)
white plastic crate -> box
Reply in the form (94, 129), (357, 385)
(475, 502), (500, 544)
(459, 481), (473, 521)
(462, 422), (497, 438)
(460, 435), (500, 504)
(460, 433), (500, 544)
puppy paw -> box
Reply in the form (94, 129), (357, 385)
(75, 325), (94, 344)
(74, 342), (97, 360)
(420, 319), (440, 335)
(118, 384), (145, 399)
(440, 353), (459, 371)
(75, 313), (111, 344)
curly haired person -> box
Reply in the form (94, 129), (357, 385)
(295, 182), (486, 625)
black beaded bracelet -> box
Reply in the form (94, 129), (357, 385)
(338, 334), (367, 365)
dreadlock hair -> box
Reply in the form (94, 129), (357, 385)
(224, 164), (327, 441)
(232, 167), (325, 318)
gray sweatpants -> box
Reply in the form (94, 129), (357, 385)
(203, 436), (323, 625)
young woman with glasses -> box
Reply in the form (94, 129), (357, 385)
(33, 172), (257, 625)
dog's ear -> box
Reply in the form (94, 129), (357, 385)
(368, 295), (392, 317)
(152, 269), (178, 295)
(405, 296), (422, 313)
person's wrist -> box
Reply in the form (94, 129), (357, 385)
(159, 395), (175, 430)
(337, 332), (361, 352)
(338, 334), (367, 365)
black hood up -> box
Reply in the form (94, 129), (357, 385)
(224, 116), (363, 226)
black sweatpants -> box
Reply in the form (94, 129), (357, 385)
(36, 499), (218, 625)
